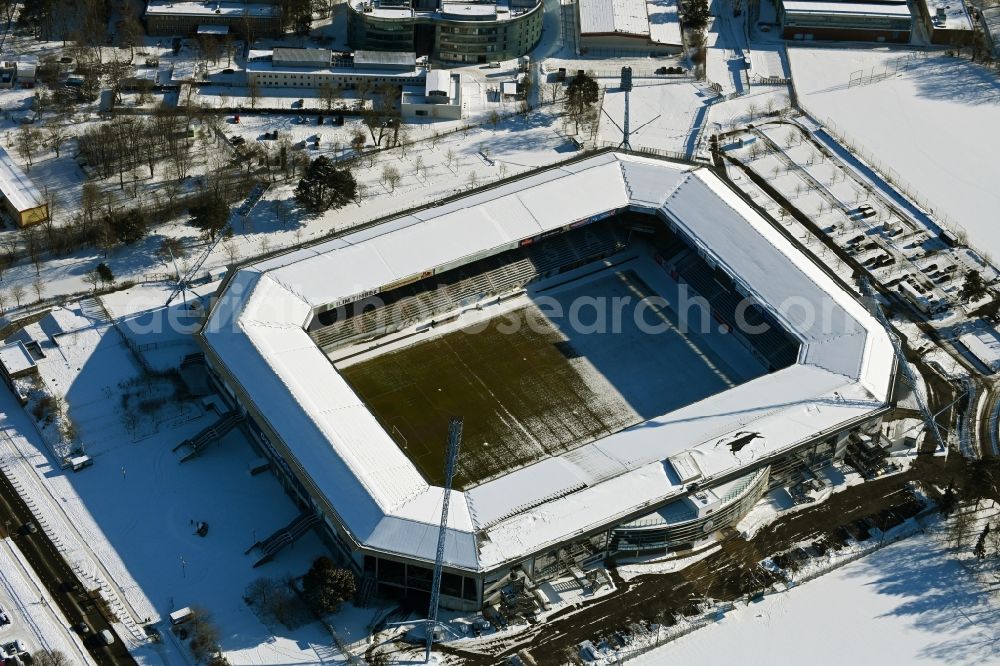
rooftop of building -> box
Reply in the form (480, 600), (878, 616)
(0, 341), (35, 376)
(925, 0), (973, 31)
(781, 0), (914, 17)
(145, 1), (279, 18)
(0, 145), (45, 213)
(353, 50), (417, 68)
(577, 0), (681, 45)
(350, 0), (536, 21)
(579, 0), (650, 37)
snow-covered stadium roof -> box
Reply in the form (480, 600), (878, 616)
(201, 153), (895, 573)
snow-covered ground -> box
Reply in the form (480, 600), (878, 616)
(628, 524), (1000, 666)
(597, 81), (712, 157)
(0, 294), (383, 664)
(789, 47), (1000, 257)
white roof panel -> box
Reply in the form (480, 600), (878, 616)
(579, 0), (651, 36)
(0, 145), (44, 213)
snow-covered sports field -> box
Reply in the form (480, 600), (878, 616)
(341, 256), (767, 488)
(788, 47), (1000, 255)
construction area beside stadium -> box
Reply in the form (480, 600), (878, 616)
(336, 232), (779, 488)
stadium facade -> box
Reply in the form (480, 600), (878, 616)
(198, 152), (897, 612)
(347, 0), (543, 63)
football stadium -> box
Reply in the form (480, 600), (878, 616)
(198, 152), (897, 612)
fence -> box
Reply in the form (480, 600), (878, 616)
(846, 51), (928, 88)
(594, 140), (688, 163)
(797, 104), (967, 243)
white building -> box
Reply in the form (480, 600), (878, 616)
(247, 47), (426, 90)
(576, 0), (681, 54)
(0, 145), (47, 227)
(959, 327), (1000, 373)
(400, 70), (462, 119)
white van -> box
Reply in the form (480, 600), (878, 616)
(99, 629), (115, 646)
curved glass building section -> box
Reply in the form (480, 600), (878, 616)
(611, 467), (771, 556)
(348, 0), (543, 63)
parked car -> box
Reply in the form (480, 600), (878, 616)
(21, 522), (36, 535)
(0, 608), (9, 625)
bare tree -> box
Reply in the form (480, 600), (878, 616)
(349, 128), (366, 160)
(547, 81), (561, 104)
(318, 82), (342, 111)
(32, 278), (44, 302)
(10, 283), (25, 307)
(467, 170), (478, 189)
(248, 78), (261, 110)
(381, 164), (401, 192)
(949, 505), (975, 551)
(15, 125), (41, 171)
(31, 650), (69, 666)
(221, 240), (240, 265)
(45, 123), (66, 157)
(445, 148), (456, 171)
(412, 154), (425, 181)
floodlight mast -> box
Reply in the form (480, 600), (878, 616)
(618, 67), (633, 151)
(425, 417), (463, 663)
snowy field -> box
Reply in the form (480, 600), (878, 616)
(598, 81), (712, 157)
(789, 47), (1000, 257)
(629, 528), (1000, 666)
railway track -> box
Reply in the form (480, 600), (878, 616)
(0, 470), (137, 666)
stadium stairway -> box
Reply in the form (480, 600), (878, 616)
(246, 511), (321, 568)
(173, 410), (244, 463)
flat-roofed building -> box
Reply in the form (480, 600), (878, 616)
(917, 0), (973, 46)
(248, 47), (426, 89)
(779, 0), (914, 43)
(348, 0), (543, 64)
(0, 341), (37, 405)
(576, 0), (682, 54)
(144, 1), (282, 37)
(401, 70), (462, 119)
(0, 145), (47, 228)
(353, 49), (418, 70)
